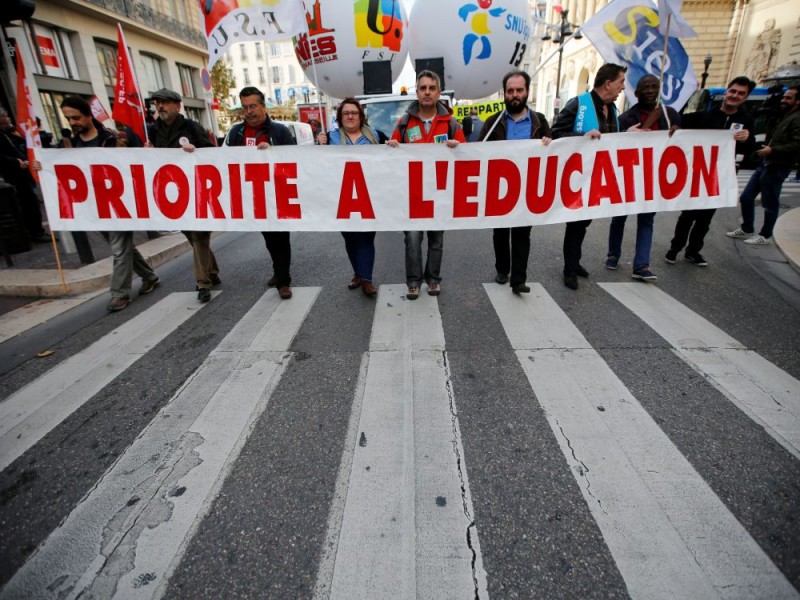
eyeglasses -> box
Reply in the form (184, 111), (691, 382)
(341, 111), (359, 117)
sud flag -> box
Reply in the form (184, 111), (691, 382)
(197, 0), (307, 69)
(111, 24), (147, 144)
(580, 0), (698, 110)
(14, 43), (42, 182)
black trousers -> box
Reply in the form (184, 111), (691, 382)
(494, 226), (532, 286)
(261, 231), (291, 286)
(669, 209), (716, 255)
(563, 220), (592, 275)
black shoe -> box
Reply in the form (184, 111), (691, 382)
(576, 265), (589, 278)
(210, 275), (222, 286)
(563, 274), (578, 290)
(495, 273), (509, 284)
(198, 288), (211, 303)
(665, 249), (677, 264)
(685, 253), (708, 266)
(512, 283), (530, 294)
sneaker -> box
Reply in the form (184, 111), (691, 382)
(139, 276), (160, 295)
(726, 227), (752, 239)
(605, 256), (619, 270)
(198, 288), (211, 303)
(427, 282), (441, 296)
(278, 286), (293, 300)
(576, 265), (589, 278)
(512, 283), (531, 294)
(106, 297), (129, 312)
(685, 253), (708, 266)
(495, 273), (509, 285)
(406, 286), (419, 300)
(743, 235), (771, 245)
(665, 249), (677, 264)
(632, 267), (657, 281)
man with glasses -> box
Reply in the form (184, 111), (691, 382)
(147, 88), (218, 303)
(665, 77), (755, 267)
(60, 95), (160, 312)
(224, 86), (296, 299)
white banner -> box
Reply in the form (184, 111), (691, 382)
(39, 131), (737, 232)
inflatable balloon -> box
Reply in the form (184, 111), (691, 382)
(407, 0), (532, 100)
(293, 0), (409, 99)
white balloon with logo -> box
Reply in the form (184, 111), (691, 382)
(407, 0), (532, 100)
(293, 0), (409, 99)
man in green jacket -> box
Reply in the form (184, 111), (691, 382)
(727, 86), (800, 245)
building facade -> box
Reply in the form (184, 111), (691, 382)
(0, 0), (214, 144)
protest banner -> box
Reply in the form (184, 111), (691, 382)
(39, 130), (736, 232)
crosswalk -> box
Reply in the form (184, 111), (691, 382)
(737, 169), (800, 195)
(1, 282), (799, 599)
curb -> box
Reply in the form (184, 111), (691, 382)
(774, 207), (800, 275)
(0, 234), (191, 298)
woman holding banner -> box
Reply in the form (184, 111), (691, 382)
(317, 98), (380, 297)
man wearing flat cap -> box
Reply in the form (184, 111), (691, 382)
(147, 88), (219, 303)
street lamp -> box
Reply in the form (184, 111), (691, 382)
(701, 54), (712, 89)
(541, 9), (581, 119)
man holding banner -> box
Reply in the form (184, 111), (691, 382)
(552, 63), (627, 290)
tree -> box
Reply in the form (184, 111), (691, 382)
(211, 61), (235, 109)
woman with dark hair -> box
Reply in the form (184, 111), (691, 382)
(317, 98), (380, 297)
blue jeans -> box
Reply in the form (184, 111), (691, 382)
(739, 161), (791, 238)
(607, 213), (655, 271)
(341, 231), (376, 281)
(404, 231), (443, 287)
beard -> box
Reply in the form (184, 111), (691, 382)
(505, 95), (528, 115)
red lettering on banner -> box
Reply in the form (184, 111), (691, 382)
(153, 164), (190, 219)
(642, 147), (654, 200)
(274, 163), (300, 219)
(409, 162), (434, 219)
(525, 156), (557, 214)
(337, 162), (375, 219)
(228, 164), (243, 219)
(485, 159), (520, 217)
(130, 164), (150, 218)
(659, 146), (687, 200)
(453, 160), (480, 218)
(55, 164), (88, 218)
(616, 149), (640, 202)
(561, 153), (583, 209)
(691, 146), (719, 197)
(244, 163), (270, 218)
(91, 165), (131, 219)
(588, 151), (622, 206)
(195, 165), (225, 219)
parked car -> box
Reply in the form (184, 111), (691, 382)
(273, 120), (315, 146)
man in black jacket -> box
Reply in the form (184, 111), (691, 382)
(552, 63), (626, 290)
(479, 70), (552, 294)
(224, 86), (296, 299)
(666, 76), (755, 266)
(61, 95), (160, 312)
(147, 88), (218, 303)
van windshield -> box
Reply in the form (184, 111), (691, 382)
(361, 98), (416, 139)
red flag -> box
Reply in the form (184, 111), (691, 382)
(111, 24), (147, 143)
(14, 44), (41, 182)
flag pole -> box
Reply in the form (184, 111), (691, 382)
(658, 16), (672, 130)
(50, 232), (68, 294)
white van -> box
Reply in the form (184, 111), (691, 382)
(273, 120), (315, 145)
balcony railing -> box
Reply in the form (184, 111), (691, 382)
(85, 0), (206, 48)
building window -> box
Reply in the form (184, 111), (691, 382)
(178, 63), (198, 98)
(255, 42), (263, 59)
(243, 67), (250, 85)
(95, 40), (117, 87)
(29, 24), (78, 79)
(270, 43), (280, 57)
(140, 54), (165, 95)
(258, 66), (265, 84)
(288, 65), (296, 84)
(272, 66), (281, 84)
(169, 0), (189, 24)
(240, 43), (247, 61)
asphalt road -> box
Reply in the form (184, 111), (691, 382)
(0, 179), (799, 598)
